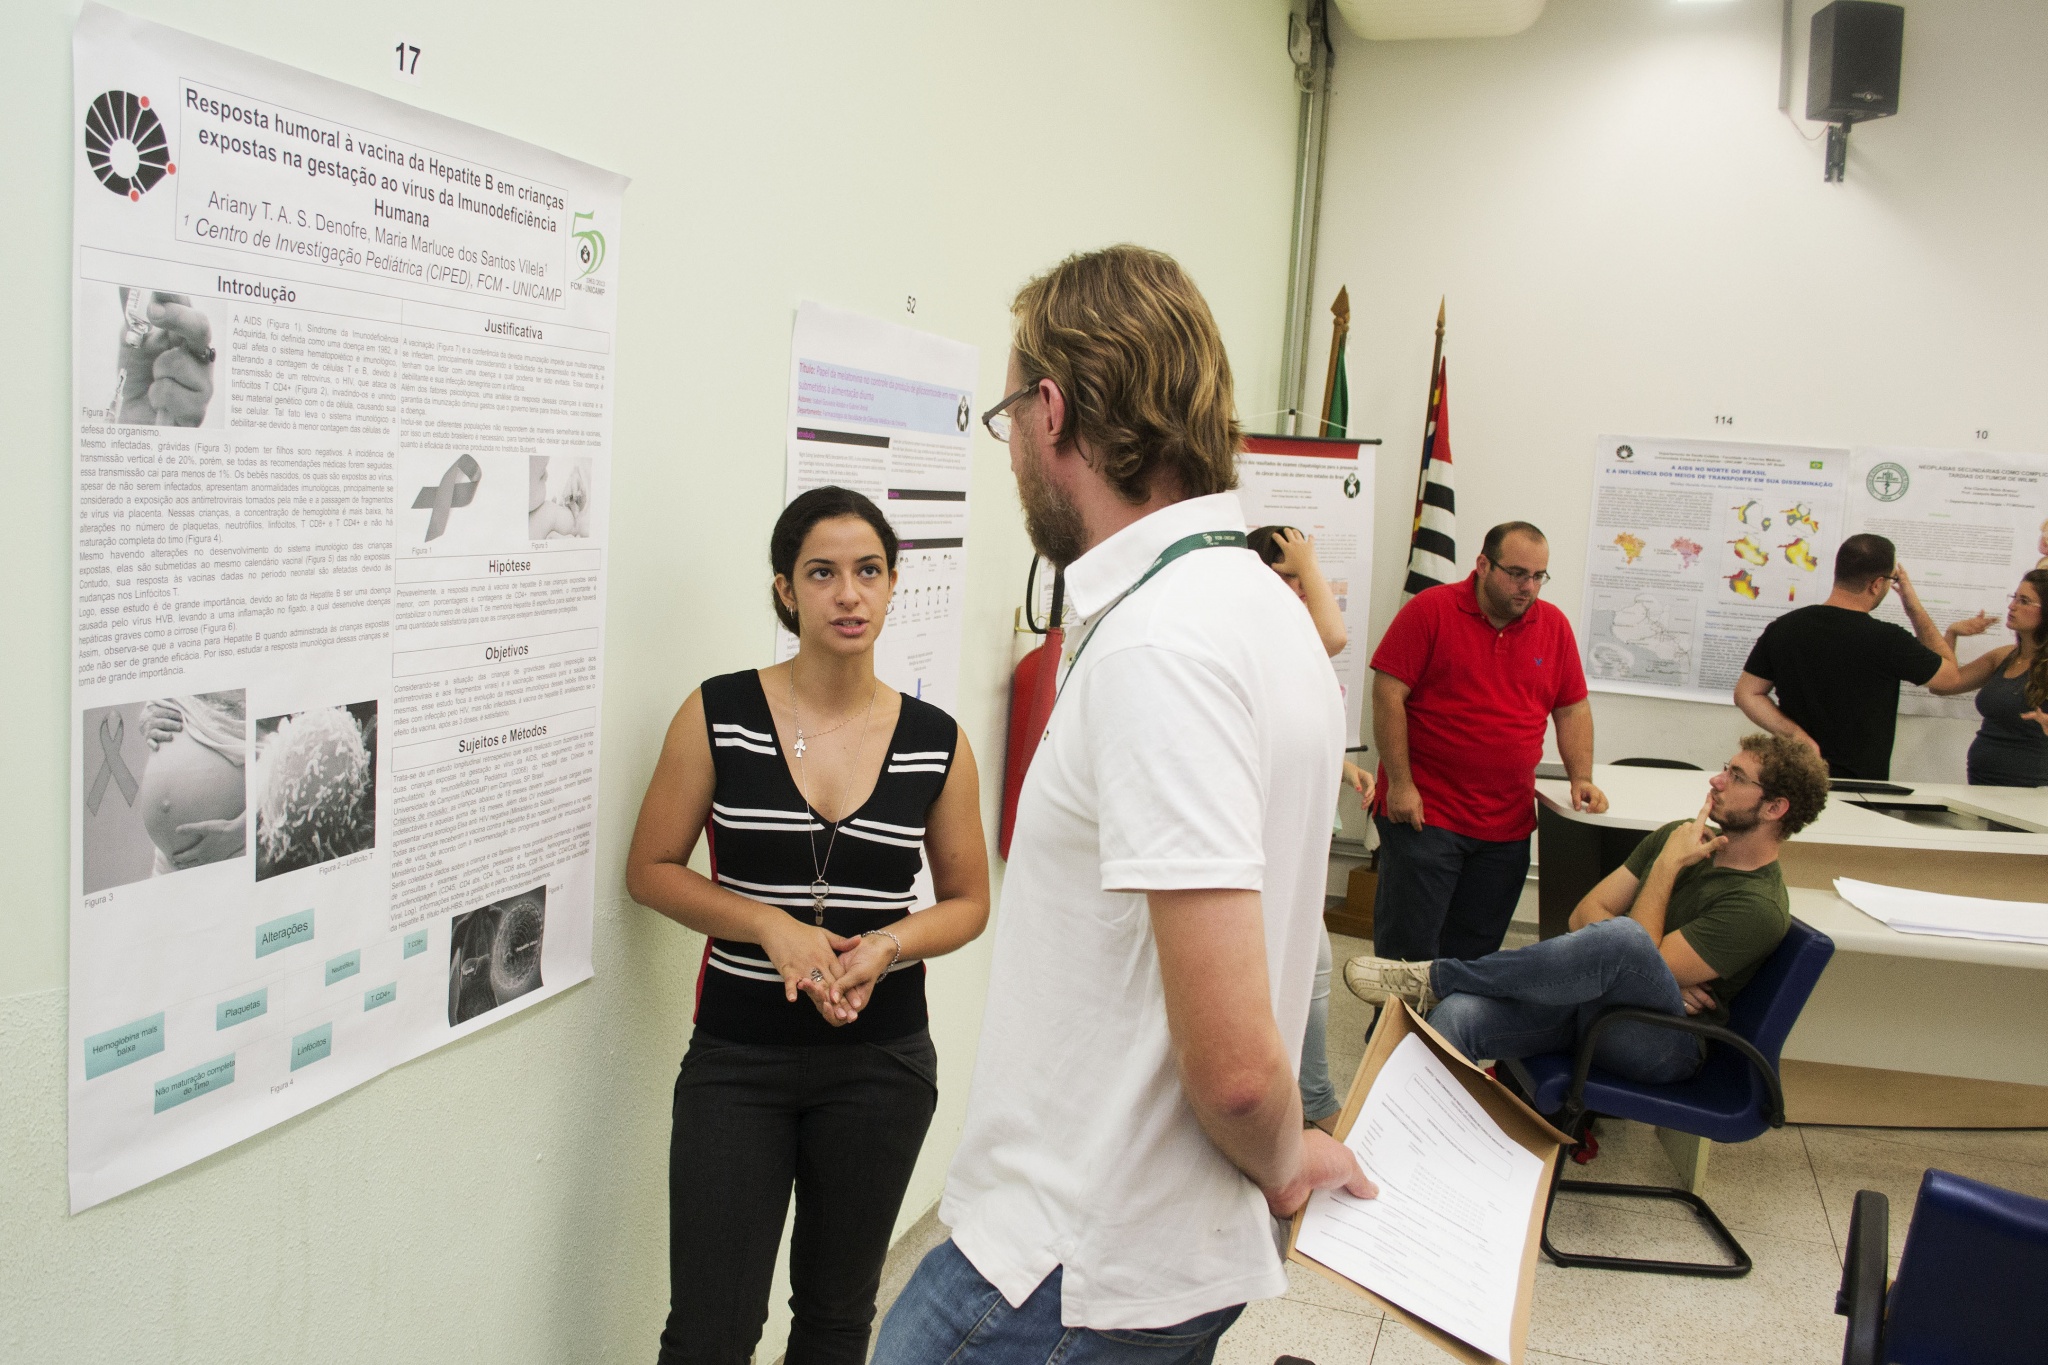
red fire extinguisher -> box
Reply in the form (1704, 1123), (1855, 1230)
(999, 561), (1064, 860)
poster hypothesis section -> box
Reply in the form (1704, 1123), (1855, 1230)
(69, 4), (628, 1211)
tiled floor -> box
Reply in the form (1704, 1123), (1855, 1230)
(863, 932), (2048, 1364)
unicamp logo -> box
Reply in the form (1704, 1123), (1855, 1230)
(85, 90), (175, 201)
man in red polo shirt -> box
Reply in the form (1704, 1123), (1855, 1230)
(1354, 521), (1607, 966)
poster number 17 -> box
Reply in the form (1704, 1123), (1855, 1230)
(394, 40), (422, 83)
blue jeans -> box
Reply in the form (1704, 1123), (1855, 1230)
(1371, 816), (1530, 961)
(1298, 931), (1339, 1123)
(1426, 918), (1704, 1085)
(872, 1239), (1243, 1365)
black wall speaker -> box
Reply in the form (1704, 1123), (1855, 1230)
(1807, 1), (1904, 124)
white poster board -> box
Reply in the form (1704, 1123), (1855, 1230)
(1579, 435), (1848, 704)
(69, 4), (627, 1211)
(1237, 436), (1376, 743)
(1850, 447), (2048, 718)
(779, 301), (978, 711)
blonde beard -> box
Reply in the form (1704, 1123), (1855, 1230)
(1017, 431), (1086, 568)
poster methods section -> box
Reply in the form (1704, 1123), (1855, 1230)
(1852, 448), (2048, 719)
(1579, 436), (1847, 704)
(1237, 436), (1376, 743)
(780, 301), (978, 711)
(70, 5), (626, 1211)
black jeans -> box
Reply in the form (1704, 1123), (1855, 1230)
(659, 1030), (939, 1365)
(1371, 816), (1531, 961)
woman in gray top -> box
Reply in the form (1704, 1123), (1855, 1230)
(1944, 569), (2048, 786)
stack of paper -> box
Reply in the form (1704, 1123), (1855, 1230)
(1294, 1032), (1546, 1363)
(1835, 878), (2048, 946)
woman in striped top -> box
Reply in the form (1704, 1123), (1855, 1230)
(627, 486), (989, 1365)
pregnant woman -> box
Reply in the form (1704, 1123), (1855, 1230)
(138, 692), (248, 873)
(627, 486), (989, 1365)
(1940, 568), (2048, 786)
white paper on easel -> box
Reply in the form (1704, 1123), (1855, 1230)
(1295, 1033), (1546, 1363)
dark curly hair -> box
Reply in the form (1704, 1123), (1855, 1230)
(2015, 568), (2048, 712)
(1009, 244), (1240, 506)
(1739, 732), (1830, 835)
(768, 486), (897, 633)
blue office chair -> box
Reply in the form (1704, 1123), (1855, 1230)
(1501, 917), (1835, 1277)
(1836, 1170), (2048, 1365)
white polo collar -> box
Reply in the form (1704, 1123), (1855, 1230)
(1061, 492), (1249, 621)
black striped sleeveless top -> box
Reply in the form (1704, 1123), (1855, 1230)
(695, 670), (956, 1045)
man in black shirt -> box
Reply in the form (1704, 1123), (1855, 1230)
(1736, 534), (1966, 779)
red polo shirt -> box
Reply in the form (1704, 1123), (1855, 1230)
(1370, 574), (1588, 841)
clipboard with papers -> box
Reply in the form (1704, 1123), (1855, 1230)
(1287, 1000), (1570, 1365)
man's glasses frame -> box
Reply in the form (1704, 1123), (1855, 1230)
(981, 383), (1036, 443)
(1481, 556), (1551, 586)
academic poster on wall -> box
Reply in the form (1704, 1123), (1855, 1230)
(1578, 435), (1848, 704)
(780, 301), (977, 712)
(1238, 435), (1376, 743)
(69, 5), (627, 1211)
(1851, 447), (2048, 718)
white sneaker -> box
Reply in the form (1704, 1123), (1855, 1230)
(1342, 954), (1437, 1012)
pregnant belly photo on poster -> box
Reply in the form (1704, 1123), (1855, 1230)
(82, 691), (249, 894)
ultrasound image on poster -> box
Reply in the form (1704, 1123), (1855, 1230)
(448, 888), (547, 1025)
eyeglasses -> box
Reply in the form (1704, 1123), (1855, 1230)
(1719, 763), (1763, 789)
(981, 383), (1036, 443)
(1485, 561), (1551, 586)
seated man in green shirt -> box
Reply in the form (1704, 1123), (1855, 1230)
(1342, 734), (1829, 1083)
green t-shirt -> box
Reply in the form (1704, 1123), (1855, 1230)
(1622, 821), (1791, 1022)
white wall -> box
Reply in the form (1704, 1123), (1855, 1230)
(0, 3), (1303, 1360)
(1316, 0), (2048, 778)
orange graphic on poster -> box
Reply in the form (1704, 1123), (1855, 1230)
(1728, 536), (1769, 566)
(1725, 568), (1761, 600)
(1780, 538), (1818, 572)
(1783, 503), (1820, 533)
(1613, 532), (1646, 564)
(1732, 499), (1759, 524)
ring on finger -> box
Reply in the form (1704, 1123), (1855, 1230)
(808, 968), (824, 982)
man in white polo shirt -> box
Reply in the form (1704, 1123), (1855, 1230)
(873, 245), (1373, 1363)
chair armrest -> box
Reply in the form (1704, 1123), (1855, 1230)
(1834, 1189), (1888, 1365)
(1567, 1007), (1787, 1128)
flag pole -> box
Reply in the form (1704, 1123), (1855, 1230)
(1317, 286), (1350, 437)
(1409, 297), (1446, 527)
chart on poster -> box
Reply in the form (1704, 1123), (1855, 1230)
(69, 4), (627, 1211)
(1578, 435), (1848, 705)
(779, 301), (978, 712)
(1848, 447), (2048, 718)
(1237, 436), (1376, 742)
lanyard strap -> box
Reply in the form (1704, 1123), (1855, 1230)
(1057, 530), (1249, 701)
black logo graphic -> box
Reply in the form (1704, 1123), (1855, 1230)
(1615, 444), (1635, 461)
(86, 91), (174, 201)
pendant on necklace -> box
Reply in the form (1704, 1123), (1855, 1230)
(793, 732), (807, 759)
(810, 878), (829, 925)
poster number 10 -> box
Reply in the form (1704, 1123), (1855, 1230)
(394, 41), (422, 82)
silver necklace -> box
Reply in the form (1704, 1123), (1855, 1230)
(788, 664), (879, 925)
